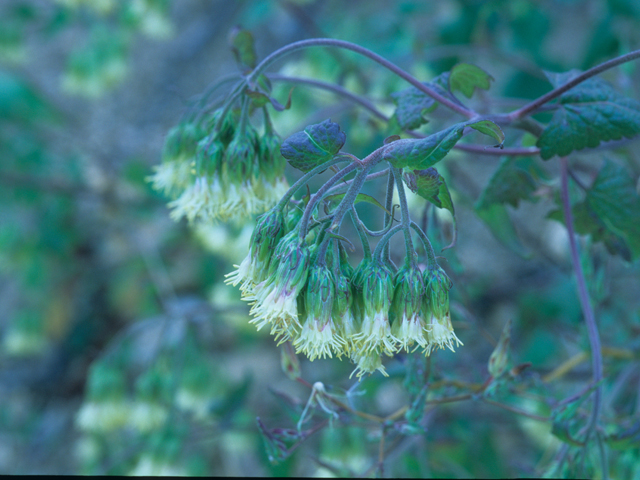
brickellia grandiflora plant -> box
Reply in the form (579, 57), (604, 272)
(151, 29), (640, 478)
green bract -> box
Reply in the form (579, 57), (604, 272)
(280, 119), (346, 172)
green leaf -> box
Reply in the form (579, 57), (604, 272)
(468, 120), (505, 147)
(280, 119), (346, 172)
(476, 156), (543, 209)
(0, 71), (58, 125)
(382, 124), (465, 170)
(228, 26), (257, 72)
(536, 72), (640, 160)
(587, 160), (640, 260)
(548, 160), (640, 261)
(390, 72), (459, 130)
(475, 204), (529, 257)
(403, 167), (457, 249)
(449, 63), (493, 98)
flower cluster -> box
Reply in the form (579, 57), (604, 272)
(226, 206), (463, 378)
(149, 108), (288, 224)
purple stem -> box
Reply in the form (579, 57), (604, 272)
(559, 157), (604, 444)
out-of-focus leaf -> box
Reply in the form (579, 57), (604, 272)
(0, 71), (58, 124)
(537, 72), (640, 160)
(229, 26), (257, 72)
(280, 119), (346, 172)
(405, 385), (428, 424)
(449, 63), (493, 98)
(487, 319), (512, 378)
(476, 157), (543, 209)
(548, 160), (640, 261)
(605, 420), (640, 450)
(587, 160), (640, 260)
(475, 203), (529, 257)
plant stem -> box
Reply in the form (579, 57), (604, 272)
(372, 225), (404, 261)
(392, 167), (417, 267)
(247, 38), (475, 118)
(268, 74), (388, 122)
(275, 156), (350, 211)
(299, 162), (361, 241)
(508, 48), (640, 120)
(350, 208), (372, 259)
(382, 170), (395, 263)
(410, 222), (437, 268)
(559, 157), (605, 470)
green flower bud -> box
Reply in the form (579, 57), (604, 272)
(225, 207), (285, 291)
(195, 136), (224, 177)
(294, 265), (344, 360)
(205, 108), (237, 145)
(423, 264), (462, 354)
(222, 133), (259, 185)
(390, 264), (428, 351)
(248, 230), (311, 342)
(259, 131), (287, 182)
(424, 265), (452, 320)
(332, 271), (357, 355)
(353, 261), (396, 355)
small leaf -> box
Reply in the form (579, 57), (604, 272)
(449, 63), (494, 98)
(467, 120), (505, 147)
(488, 319), (512, 378)
(280, 343), (300, 381)
(390, 72), (460, 130)
(403, 167), (457, 249)
(229, 26), (257, 72)
(382, 123), (465, 170)
(537, 72), (640, 160)
(280, 119), (346, 172)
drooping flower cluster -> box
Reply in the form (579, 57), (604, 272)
(226, 205), (463, 378)
(149, 108), (288, 224)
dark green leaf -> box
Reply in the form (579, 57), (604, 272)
(403, 167), (458, 250)
(449, 63), (493, 98)
(390, 72), (459, 130)
(537, 72), (640, 159)
(475, 204), (529, 257)
(280, 119), (346, 172)
(548, 201), (632, 261)
(587, 160), (640, 259)
(382, 124), (464, 170)
(476, 157), (543, 209)
(229, 26), (257, 72)
(547, 160), (640, 261)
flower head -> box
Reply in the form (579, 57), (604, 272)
(390, 263), (428, 351)
(293, 265), (344, 360)
(248, 230), (310, 342)
(225, 207), (285, 290)
(424, 265), (462, 353)
(353, 260), (396, 355)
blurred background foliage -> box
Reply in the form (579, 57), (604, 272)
(0, 0), (639, 476)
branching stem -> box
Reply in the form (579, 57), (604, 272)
(508, 48), (640, 120)
(246, 38), (475, 118)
